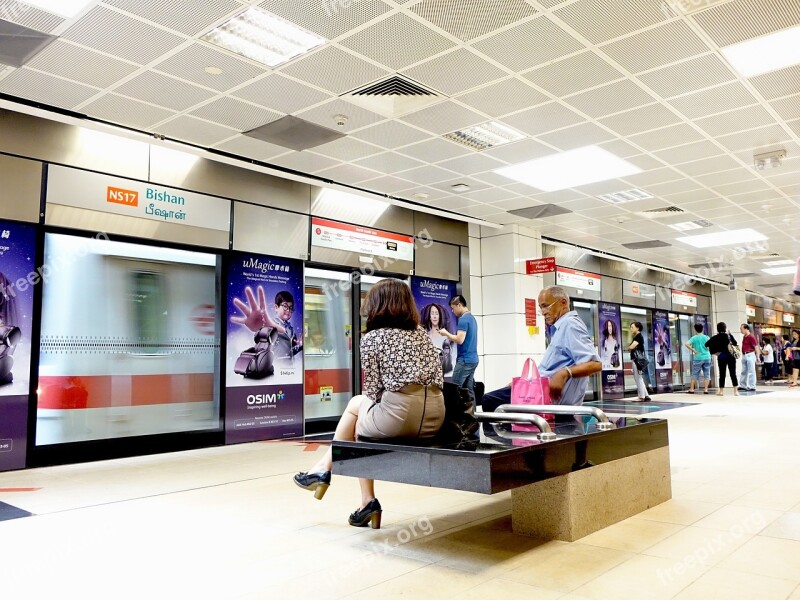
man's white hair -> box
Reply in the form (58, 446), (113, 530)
(542, 285), (569, 302)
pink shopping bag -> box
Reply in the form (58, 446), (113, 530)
(510, 357), (552, 431)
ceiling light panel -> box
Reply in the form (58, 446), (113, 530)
(720, 25), (800, 78)
(676, 228), (768, 248)
(443, 121), (525, 151)
(763, 266), (797, 275)
(764, 260), (795, 266)
(597, 188), (652, 204)
(495, 146), (642, 192)
(202, 7), (326, 68)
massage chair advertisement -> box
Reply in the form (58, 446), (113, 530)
(653, 310), (673, 393)
(410, 276), (457, 380)
(225, 252), (304, 443)
(599, 302), (624, 399)
(0, 220), (35, 471)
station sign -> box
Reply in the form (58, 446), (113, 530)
(47, 165), (231, 231)
(671, 290), (697, 307)
(746, 305), (756, 317)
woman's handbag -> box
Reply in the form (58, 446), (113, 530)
(510, 357), (552, 430)
(727, 334), (742, 359)
(631, 347), (648, 371)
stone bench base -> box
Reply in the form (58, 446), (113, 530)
(511, 446), (671, 541)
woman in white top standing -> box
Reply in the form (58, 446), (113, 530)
(762, 338), (775, 384)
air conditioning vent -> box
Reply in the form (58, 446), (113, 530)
(353, 75), (436, 97)
(344, 75), (441, 118)
(638, 206), (685, 219)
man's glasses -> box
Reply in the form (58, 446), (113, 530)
(279, 303), (294, 312)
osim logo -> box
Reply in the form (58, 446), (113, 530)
(247, 390), (285, 404)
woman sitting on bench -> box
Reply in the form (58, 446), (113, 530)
(293, 278), (445, 529)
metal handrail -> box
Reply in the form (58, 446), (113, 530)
(494, 404), (616, 431)
(476, 412), (557, 441)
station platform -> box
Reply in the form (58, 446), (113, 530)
(2, 385), (800, 599)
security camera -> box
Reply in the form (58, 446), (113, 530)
(333, 114), (349, 127)
(729, 278), (737, 291)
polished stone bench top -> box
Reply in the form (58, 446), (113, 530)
(332, 417), (669, 494)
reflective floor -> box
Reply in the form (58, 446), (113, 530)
(3, 383), (800, 599)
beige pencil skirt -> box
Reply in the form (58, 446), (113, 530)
(355, 384), (445, 440)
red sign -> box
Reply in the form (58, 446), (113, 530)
(525, 298), (537, 326)
(526, 257), (556, 275)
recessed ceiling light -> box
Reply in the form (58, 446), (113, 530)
(444, 121), (525, 151)
(720, 24), (800, 77)
(202, 7), (326, 68)
(494, 146), (641, 192)
(412, 192), (430, 200)
(676, 228), (768, 248)
(762, 266), (796, 276)
(764, 259), (795, 266)
(667, 221), (703, 231)
(19, 0), (92, 17)
(597, 188), (652, 204)
(451, 184), (471, 193)
(204, 66), (223, 75)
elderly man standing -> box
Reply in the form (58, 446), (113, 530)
(538, 286), (602, 405)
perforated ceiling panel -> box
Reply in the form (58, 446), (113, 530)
(115, 70), (216, 112)
(296, 98), (383, 133)
(214, 136), (289, 162)
(668, 81), (759, 119)
(456, 78), (549, 118)
(0, 0), (64, 32)
(259, 0), (392, 39)
(749, 66), (800, 102)
(354, 151), (426, 174)
(280, 46), (389, 95)
(191, 97), (283, 132)
(312, 137), (383, 161)
(402, 48), (507, 96)
(395, 137), (473, 163)
(339, 13), (455, 70)
(555, 0), (673, 45)
(695, 105), (778, 138)
(82, 93), (176, 129)
(473, 16), (584, 72)
(350, 120), (432, 149)
(692, 0), (800, 47)
(599, 21), (710, 74)
(314, 163), (382, 184)
(63, 6), (185, 64)
(25, 40), (139, 89)
(153, 44), (267, 92)
(410, 0), (537, 41)
(524, 51), (623, 97)
(502, 102), (584, 136)
(538, 122), (616, 150)
(233, 73), (332, 115)
(638, 54), (736, 99)
(398, 100), (485, 135)
(0, 69), (98, 108)
(103, 0), (243, 36)
(156, 115), (236, 146)
(599, 103), (682, 137)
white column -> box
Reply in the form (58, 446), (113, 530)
(712, 289), (747, 336)
(471, 224), (548, 392)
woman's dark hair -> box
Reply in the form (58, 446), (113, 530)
(421, 303), (450, 332)
(716, 322), (727, 333)
(793, 329), (800, 339)
(631, 321), (643, 333)
(694, 323), (704, 333)
(362, 279), (419, 332)
(602, 319), (617, 340)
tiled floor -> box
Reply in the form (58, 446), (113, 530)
(2, 385), (800, 599)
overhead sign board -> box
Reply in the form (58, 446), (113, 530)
(556, 267), (601, 292)
(47, 165), (231, 231)
(671, 290), (697, 307)
(311, 217), (414, 262)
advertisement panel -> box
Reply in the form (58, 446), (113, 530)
(0, 220), (36, 471)
(226, 253), (304, 443)
(653, 310), (673, 393)
(694, 314), (709, 336)
(598, 302), (624, 399)
(311, 217), (414, 262)
(410, 276), (457, 380)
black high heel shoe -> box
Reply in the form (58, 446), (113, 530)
(293, 471), (331, 500)
(348, 498), (382, 529)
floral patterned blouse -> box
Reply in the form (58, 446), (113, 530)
(360, 326), (444, 402)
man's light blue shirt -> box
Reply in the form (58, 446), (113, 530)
(539, 311), (601, 406)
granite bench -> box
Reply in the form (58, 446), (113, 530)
(332, 414), (671, 541)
